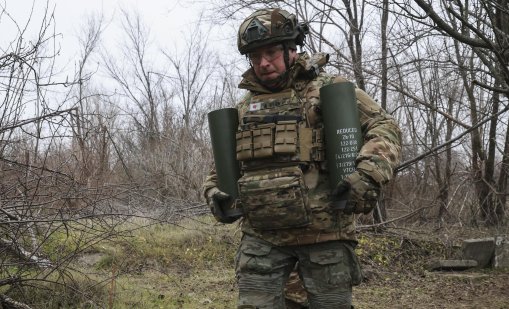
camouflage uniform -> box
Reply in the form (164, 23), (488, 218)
(203, 8), (401, 309)
(204, 52), (401, 245)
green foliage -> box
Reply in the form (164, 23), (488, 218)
(356, 234), (400, 266)
(95, 216), (239, 308)
(40, 220), (117, 262)
(93, 216), (238, 273)
(41, 228), (80, 260)
(355, 231), (450, 272)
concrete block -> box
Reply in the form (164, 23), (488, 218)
(429, 259), (478, 271)
(494, 236), (509, 269)
(462, 238), (495, 268)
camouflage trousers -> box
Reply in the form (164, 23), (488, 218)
(235, 234), (362, 309)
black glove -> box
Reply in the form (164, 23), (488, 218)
(332, 171), (380, 214)
(205, 188), (242, 223)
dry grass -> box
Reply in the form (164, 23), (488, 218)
(4, 217), (509, 308)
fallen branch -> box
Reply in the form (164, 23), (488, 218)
(357, 205), (433, 231)
(0, 294), (34, 309)
(0, 238), (53, 268)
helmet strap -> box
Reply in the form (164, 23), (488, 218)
(283, 42), (291, 71)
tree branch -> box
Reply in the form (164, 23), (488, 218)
(395, 102), (509, 173)
(0, 107), (76, 133)
(413, 0), (491, 48)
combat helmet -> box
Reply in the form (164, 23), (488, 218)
(237, 8), (309, 55)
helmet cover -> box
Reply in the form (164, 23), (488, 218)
(237, 8), (308, 55)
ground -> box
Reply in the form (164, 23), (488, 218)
(353, 269), (509, 308)
(105, 224), (509, 308)
(286, 227), (509, 309)
(5, 218), (509, 308)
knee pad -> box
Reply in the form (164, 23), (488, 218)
(237, 275), (287, 308)
(309, 290), (352, 309)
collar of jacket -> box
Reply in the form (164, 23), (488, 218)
(238, 52), (330, 94)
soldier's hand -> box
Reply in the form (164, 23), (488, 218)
(333, 171), (380, 214)
(205, 187), (231, 219)
(205, 187), (242, 223)
(206, 187), (230, 204)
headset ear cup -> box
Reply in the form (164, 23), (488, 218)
(295, 31), (306, 46)
(295, 23), (309, 46)
(295, 34), (302, 46)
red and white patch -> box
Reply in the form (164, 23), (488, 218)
(249, 102), (261, 111)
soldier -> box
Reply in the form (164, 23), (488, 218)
(203, 8), (401, 309)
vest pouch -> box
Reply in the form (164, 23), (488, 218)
(236, 130), (253, 160)
(238, 166), (311, 230)
(274, 120), (298, 154)
(252, 123), (275, 159)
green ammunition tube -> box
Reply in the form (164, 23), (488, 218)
(207, 108), (243, 222)
(320, 82), (363, 209)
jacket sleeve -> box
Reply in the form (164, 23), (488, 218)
(354, 88), (402, 185)
(202, 166), (218, 200)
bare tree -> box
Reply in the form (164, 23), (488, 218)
(70, 14), (110, 186)
(102, 9), (224, 202)
(406, 0), (508, 225)
(0, 2), (93, 307)
(0, 3), (140, 307)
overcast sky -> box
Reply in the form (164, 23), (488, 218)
(0, 0), (245, 119)
(1, 0), (237, 73)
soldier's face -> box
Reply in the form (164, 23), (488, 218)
(249, 44), (297, 84)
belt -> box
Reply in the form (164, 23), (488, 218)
(293, 232), (341, 245)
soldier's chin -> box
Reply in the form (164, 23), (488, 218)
(261, 76), (283, 89)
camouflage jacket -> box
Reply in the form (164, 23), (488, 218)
(203, 52), (401, 246)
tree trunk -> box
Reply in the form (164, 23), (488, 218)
(342, 0), (366, 91)
(373, 0), (390, 224)
(494, 0), (509, 223)
(438, 94), (454, 220)
(483, 88), (501, 225)
(380, 0), (389, 110)
(497, 121), (509, 223)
